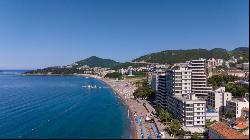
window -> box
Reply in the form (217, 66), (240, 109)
(186, 104), (193, 107)
(197, 117), (200, 119)
(186, 108), (193, 111)
(186, 113), (193, 116)
(197, 121), (200, 124)
(186, 117), (193, 120)
(197, 112), (200, 115)
(185, 72), (187, 74)
(197, 108), (200, 110)
(197, 104), (200, 106)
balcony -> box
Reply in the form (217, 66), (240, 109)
(192, 77), (207, 80)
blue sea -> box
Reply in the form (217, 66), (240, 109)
(0, 70), (131, 139)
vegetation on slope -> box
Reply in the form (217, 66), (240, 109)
(76, 56), (121, 68)
(25, 67), (84, 75)
(133, 47), (249, 64)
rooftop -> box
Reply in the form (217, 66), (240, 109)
(242, 107), (249, 112)
(209, 122), (248, 139)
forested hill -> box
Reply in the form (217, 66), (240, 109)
(75, 56), (121, 68)
(132, 47), (249, 64)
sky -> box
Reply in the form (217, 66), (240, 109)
(0, 0), (248, 69)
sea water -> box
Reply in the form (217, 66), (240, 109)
(0, 70), (131, 139)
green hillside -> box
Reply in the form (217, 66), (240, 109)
(133, 47), (249, 64)
(76, 56), (121, 68)
(231, 47), (249, 62)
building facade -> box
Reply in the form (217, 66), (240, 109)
(188, 58), (212, 97)
(156, 68), (206, 129)
(207, 87), (232, 112)
(226, 98), (249, 118)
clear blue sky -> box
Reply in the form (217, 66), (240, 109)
(0, 0), (248, 69)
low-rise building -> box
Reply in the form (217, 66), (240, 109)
(242, 63), (249, 71)
(227, 68), (246, 78)
(233, 117), (248, 131)
(208, 122), (248, 139)
(226, 98), (249, 118)
(207, 87), (232, 112)
(205, 108), (219, 122)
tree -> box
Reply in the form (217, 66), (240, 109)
(133, 80), (156, 99)
(191, 132), (203, 139)
(226, 83), (249, 97)
(168, 119), (181, 138)
(224, 110), (234, 119)
(208, 75), (240, 88)
(205, 119), (217, 128)
(104, 72), (123, 79)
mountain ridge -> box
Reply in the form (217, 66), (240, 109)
(132, 47), (249, 64)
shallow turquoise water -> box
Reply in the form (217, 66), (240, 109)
(0, 70), (131, 139)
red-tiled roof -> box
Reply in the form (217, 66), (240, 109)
(209, 122), (248, 139)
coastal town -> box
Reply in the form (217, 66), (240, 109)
(61, 54), (249, 139)
(0, 0), (248, 139)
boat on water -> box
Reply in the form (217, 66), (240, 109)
(82, 85), (101, 89)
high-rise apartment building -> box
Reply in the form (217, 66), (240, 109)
(156, 67), (206, 130)
(188, 58), (212, 97)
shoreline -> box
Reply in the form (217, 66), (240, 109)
(86, 75), (167, 139)
(97, 77), (138, 139)
(81, 74), (138, 139)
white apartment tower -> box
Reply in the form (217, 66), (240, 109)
(156, 67), (206, 129)
(188, 58), (212, 97)
(173, 66), (192, 96)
